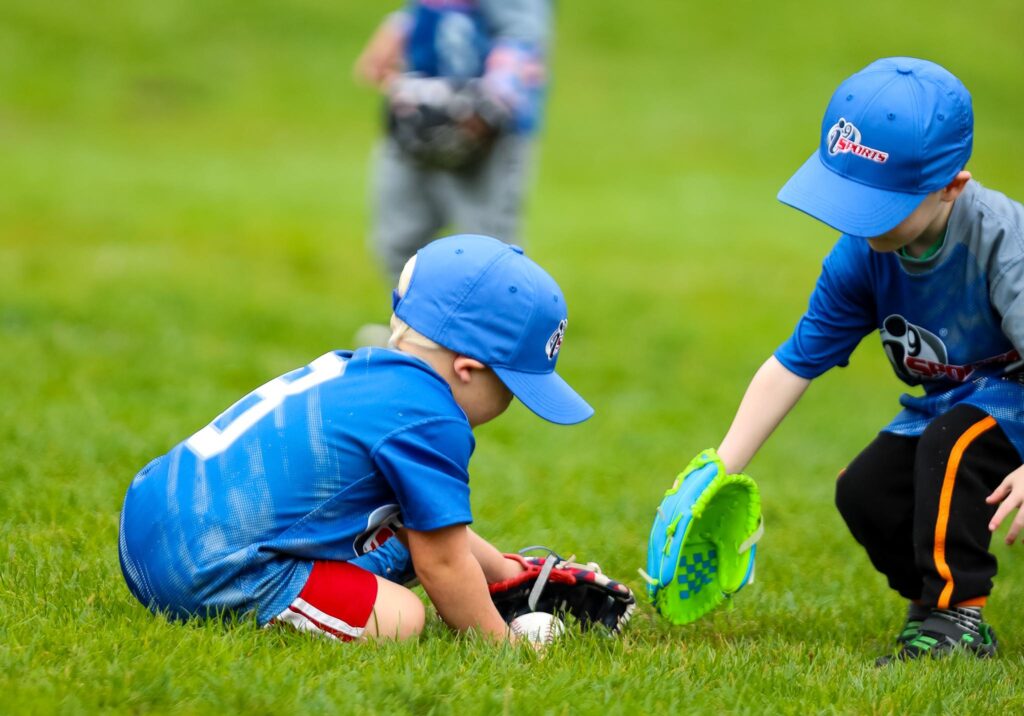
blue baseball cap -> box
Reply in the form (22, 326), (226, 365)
(778, 57), (973, 238)
(394, 234), (594, 425)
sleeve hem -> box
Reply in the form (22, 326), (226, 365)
(403, 514), (474, 533)
(773, 349), (830, 380)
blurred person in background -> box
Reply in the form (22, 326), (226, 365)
(353, 1), (553, 346)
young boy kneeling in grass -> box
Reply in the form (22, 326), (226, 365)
(118, 234), (592, 642)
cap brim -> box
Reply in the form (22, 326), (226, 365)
(492, 366), (594, 425)
(778, 152), (929, 237)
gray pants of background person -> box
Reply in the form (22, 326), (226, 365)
(371, 133), (533, 282)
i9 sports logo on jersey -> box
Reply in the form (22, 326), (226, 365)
(827, 118), (889, 164)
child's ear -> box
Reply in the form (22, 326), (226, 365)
(943, 170), (972, 202)
(452, 356), (486, 384)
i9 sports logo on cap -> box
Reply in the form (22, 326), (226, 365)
(826, 118), (888, 164)
(777, 57), (973, 238)
(545, 319), (566, 360)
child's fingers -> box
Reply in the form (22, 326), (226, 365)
(989, 493), (1019, 533)
(985, 478), (1012, 504)
(990, 486), (1024, 541)
(1004, 506), (1024, 545)
(989, 502), (1009, 533)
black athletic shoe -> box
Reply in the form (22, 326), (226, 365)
(896, 618), (925, 646)
(895, 602), (930, 646)
(876, 610), (997, 666)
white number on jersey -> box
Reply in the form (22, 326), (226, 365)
(185, 352), (347, 460)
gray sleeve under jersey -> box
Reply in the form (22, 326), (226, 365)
(479, 0), (552, 47)
(949, 180), (1024, 354)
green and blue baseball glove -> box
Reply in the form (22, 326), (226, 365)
(641, 449), (763, 625)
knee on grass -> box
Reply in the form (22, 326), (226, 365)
(365, 578), (426, 641)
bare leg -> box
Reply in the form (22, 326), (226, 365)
(363, 576), (426, 640)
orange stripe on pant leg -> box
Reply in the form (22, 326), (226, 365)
(933, 416), (997, 609)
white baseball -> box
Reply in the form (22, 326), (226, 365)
(509, 612), (565, 645)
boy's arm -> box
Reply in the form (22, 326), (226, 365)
(479, 0), (551, 133)
(407, 524), (511, 640)
(480, 0), (551, 46)
(466, 527), (525, 582)
(717, 356), (811, 474)
(353, 10), (410, 89)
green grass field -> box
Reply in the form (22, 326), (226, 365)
(3, 1), (1024, 713)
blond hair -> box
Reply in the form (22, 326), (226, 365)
(388, 255), (443, 351)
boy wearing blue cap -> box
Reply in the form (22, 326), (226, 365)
(118, 234), (592, 643)
(709, 58), (1024, 662)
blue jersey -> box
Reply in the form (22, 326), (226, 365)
(118, 348), (475, 625)
(775, 180), (1024, 459)
(399, 0), (551, 134)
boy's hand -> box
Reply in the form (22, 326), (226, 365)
(986, 464), (1024, 544)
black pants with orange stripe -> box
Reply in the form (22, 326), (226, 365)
(835, 404), (1020, 608)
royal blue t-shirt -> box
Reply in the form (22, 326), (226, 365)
(401, 0), (551, 134)
(775, 181), (1024, 458)
(118, 348), (475, 624)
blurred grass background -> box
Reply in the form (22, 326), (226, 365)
(2, 1), (1024, 712)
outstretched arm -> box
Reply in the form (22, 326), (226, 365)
(407, 524), (510, 641)
(717, 356), (811, 474)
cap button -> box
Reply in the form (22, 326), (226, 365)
(509, 244), (524, 254)
(896, 63), (914, 75)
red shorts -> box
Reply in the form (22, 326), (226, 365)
(270, 561), (378, 641)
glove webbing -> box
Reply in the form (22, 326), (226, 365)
(518, 546), (562, 612)
(638, 517), (763, 588)
(528, 554), (557, 612)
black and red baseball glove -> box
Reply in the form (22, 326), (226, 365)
(489, 547), (636, 635)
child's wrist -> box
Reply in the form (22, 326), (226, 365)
(501, 553), (528, 578)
